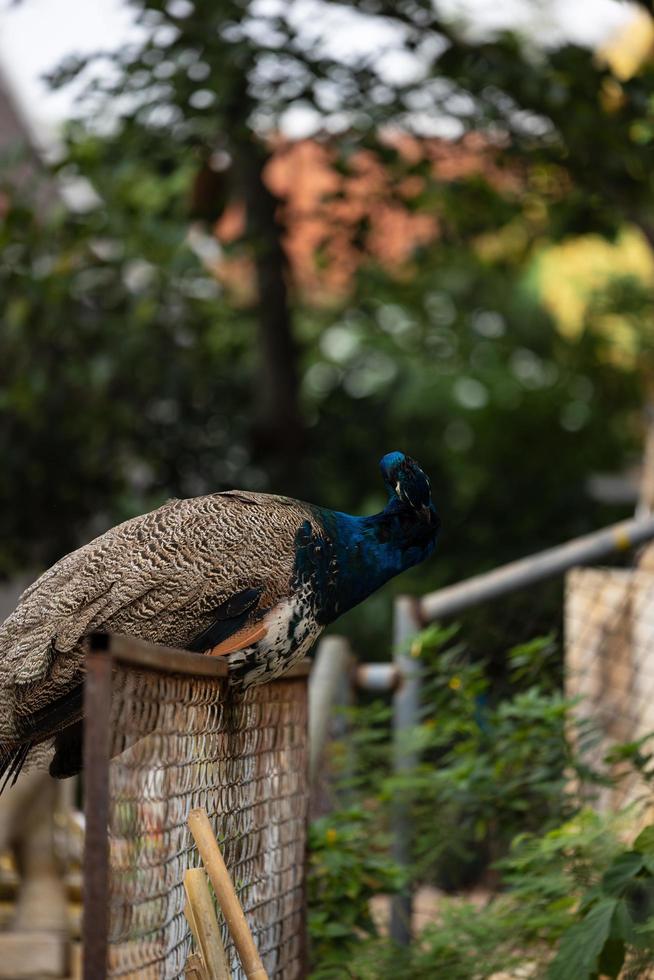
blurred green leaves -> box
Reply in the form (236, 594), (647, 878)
(0, 157), (253, 574)
(309, 623), (654, 978)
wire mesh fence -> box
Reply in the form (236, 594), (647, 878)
(83, 636), (309, 980)
(566, 563), (654, 813)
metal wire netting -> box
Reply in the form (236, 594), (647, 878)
(104, 662), (308, 980)
(566, 563), (654, 813)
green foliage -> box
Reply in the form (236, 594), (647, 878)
(384, 628), (589, 884)
(547, 823), (654, 980)
(308, 626), (654, 977)
(339, 809), (638, 980)
(0, 164), (255, 574)
(308, 806), (402, 976)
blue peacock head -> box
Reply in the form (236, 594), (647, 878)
(301, 451), (440, 622)
(380, 451), (437, 527)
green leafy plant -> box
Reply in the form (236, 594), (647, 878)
(385, 626), (598, 886)
(308, 806), (402, 977)
(547, 822), (654, 980)
(308, 625), (654, 978)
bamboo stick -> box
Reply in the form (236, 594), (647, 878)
(184, 900), (209, 980)
(184, 952), (208, 980)
(188, 808), (269, 980)
(184, 868), (230, 979)
(184, 897), (200, 947)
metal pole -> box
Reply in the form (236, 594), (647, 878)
(390, 596), (422, 946)
(636, 403), (654, 518)
(420, 515), (654, 623)
(354, 662), (400, 693)
(308, 636), (354, 790)
(83, 636), (113, 980)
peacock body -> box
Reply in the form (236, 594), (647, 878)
(0, 452), (439, 782)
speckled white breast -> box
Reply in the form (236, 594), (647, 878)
(226, 586), (322, 687)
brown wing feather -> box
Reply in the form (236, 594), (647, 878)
(208, 622), (268, 657)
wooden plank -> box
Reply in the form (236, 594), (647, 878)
(91, 633), (311, 680)
(90, 633), (229, 678)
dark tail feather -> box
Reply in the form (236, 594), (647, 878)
(49, 721), (83, 780)
(19, 683), (84, 739)
(0, 741), (32, 795)
(0, 682), (85, 795)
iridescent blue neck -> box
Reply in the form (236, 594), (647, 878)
(310, 500), (439, 623)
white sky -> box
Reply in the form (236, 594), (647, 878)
(0, 0), (637, 145)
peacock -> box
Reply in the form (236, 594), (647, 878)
(0, 451), (439, 785)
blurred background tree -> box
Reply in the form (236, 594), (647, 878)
(0, 0), (652, 650)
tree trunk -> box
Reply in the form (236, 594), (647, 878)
(233, 136), (303, 466)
